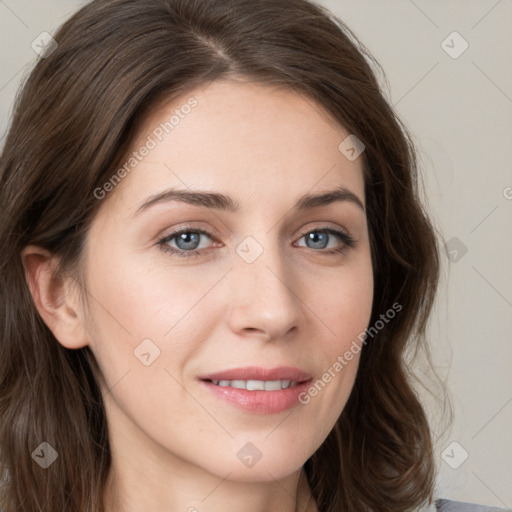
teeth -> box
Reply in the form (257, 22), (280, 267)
(264, 380), (282, 391)
(247, 379), (265, 391)
(210, 379), (297, 390)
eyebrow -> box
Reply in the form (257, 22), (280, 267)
(132, 184), (365, 217)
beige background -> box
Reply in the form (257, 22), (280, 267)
(1, 0), (511, 507)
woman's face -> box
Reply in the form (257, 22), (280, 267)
(82, 80), (373, 482)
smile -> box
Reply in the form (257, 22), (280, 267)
(208, 379), (299, 390)
(198, 366), (313, 414)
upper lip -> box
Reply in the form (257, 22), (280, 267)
(198, 366), (312, 382)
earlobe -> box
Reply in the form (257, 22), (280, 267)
(20, 245), (89, 349)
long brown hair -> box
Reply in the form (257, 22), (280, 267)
(0, 0), (451, 510)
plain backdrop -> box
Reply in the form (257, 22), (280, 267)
(0, 0), (511, 508)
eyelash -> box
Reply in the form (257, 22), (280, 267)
(157, 224), (356, 259)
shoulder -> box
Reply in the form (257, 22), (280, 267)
(436, 499), (511, 512)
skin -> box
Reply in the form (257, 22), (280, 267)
(22, 80), (374, 512)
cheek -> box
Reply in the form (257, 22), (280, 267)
(83, 250), (227, 376)
(301, 254), (373, 417)
(320, 254), (374, 348)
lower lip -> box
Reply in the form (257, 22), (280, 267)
(200, 379), (313, 414)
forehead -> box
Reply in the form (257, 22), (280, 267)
(102, 80), (365, 216)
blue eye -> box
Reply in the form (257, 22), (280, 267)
(158, 227), (214, 257)
(296, 229), (355, 252)
(157, 226), (356, 258)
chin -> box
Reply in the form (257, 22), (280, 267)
(196, 436), (314, 483)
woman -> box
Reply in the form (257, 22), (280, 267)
(0, 0), (504, 510)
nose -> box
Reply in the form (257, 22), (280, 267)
(226, 241), (304, 341)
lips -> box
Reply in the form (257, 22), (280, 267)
(198, 366), (313, 414)
(198, 365), (312, 383)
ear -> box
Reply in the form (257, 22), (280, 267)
(20, 245), (89, 349)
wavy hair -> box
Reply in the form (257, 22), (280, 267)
(0, 0), (451, 510)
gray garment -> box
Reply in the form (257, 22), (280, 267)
(436, 499), (511, 511)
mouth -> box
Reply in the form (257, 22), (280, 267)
(198, 366), (313, 414)
(203, 378), (303, 390)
